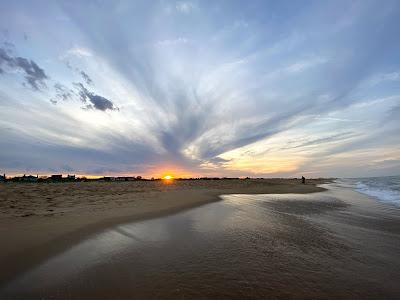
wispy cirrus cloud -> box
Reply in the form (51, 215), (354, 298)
(368, 71), (400, 86)
(66, 46), (93, 58)
(155, 37), (189, 47)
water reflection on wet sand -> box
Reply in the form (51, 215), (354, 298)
(1, 185), (400, 299)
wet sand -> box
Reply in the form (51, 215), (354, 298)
(1, 182), (399, 299)
(0, 178), (325, 285)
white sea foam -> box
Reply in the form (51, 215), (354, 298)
(334, 177), (400, 206)
(356, 183), (400, 204)
(351, 176), (400, 207)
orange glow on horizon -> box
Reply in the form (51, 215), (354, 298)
(162, 175), (174, 180)
(150, 165), (197, 180)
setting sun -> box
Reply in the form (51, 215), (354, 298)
(162, 175), (174, 180)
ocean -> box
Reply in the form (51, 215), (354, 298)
(336, 175), (400, 207)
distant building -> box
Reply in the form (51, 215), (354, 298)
(0, 173), (5, 182)
(18, 174), (38, 182)
(50, 174), (63, 181)
(114, 177), (136, 181)
(37, 176), (48, 183)
(102, 177), (116, 181)
(67, 174), (76, 180)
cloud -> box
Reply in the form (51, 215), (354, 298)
(3, 41), (15, 50)
(175, 1), (195, 13)
(1, 0), (400, 177)
(63, 60), (93, 85)
(369, 72), (400, 86)
(156, 37), (189, 47)
(367, 72), (400, 86)
(74, 82), (118, 111)
(66, 46), (93, 58)
(285, 57), (327, 73)
(61, 0), (399, 173)
(387, 104), (400, 123)
(51, 83), (74, 103)
(282, 132), (358, 150)
(0, 47), (48, 90)
(84, 94), (117, 111)
(80, 71), (93, 85)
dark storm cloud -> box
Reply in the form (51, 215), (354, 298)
(74, 82), (118, 111)
(0, 47), (48, 90)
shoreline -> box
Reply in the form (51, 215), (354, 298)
(2, 180), (400, 298)
(0, 179), (327, 285)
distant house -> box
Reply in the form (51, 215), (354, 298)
(37, 176), (48, 183)
(114, 177), (135, 181)
(51, 174), (63, 181)
(0, 173), (5, 182)
(102, 177), (116, 181)
(20, 175), (38, 182)
(67, 174), (76, 180)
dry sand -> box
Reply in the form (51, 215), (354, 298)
(0, 178), (326, 284)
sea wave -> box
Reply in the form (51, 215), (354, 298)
(353, 177), (400, 206)
(356, 183), (400, 206)
(334, 176), (400, 206)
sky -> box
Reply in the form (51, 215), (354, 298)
(0, 0), (399, 178)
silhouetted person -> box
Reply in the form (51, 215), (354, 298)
(302, 176), (306, 184)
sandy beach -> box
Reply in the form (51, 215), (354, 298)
(1, 180), (399, 299)
(0, 178), (326, 285)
